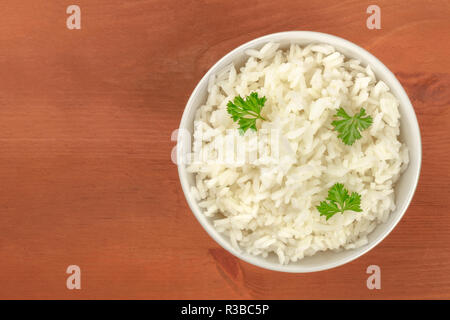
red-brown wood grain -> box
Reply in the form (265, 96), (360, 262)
(0, 0), (449, 299)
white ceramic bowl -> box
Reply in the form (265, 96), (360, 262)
(177, 31), (421, 272)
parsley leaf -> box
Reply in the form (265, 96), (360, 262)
(316, 183), (363, 220)
(227, 92), (267, 135)
(331, 107), (373, 145)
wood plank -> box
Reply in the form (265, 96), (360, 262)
(0, 0), (449, 299)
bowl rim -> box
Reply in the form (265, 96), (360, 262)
(177, 31), (422, 273)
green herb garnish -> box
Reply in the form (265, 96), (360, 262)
(227, 92), (267, 135)
(332, 107), (372, 145)
(316, 183), (363, 220)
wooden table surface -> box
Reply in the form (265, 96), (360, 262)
(0, 0), (449, 299)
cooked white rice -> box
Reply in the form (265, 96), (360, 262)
(187, 42), (409, 264)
